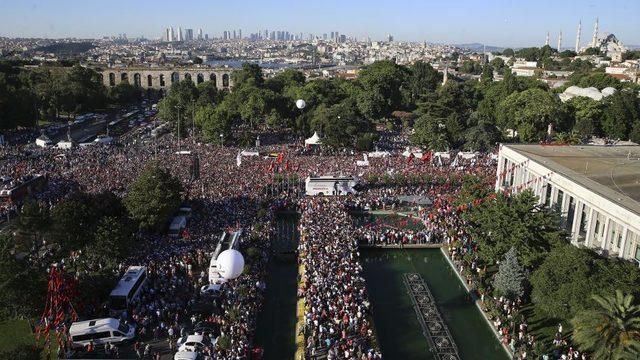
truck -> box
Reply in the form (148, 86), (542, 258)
(304, 175), (361, 196)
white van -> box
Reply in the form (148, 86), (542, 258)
(69, 318), (135, 348)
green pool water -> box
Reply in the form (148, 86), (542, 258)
(362, 249), (508, 360)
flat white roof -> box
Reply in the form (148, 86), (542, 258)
(502, 144), (640, 216)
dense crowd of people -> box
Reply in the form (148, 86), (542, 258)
(298, 198), (382, 359)
(0, 126), (586, 359)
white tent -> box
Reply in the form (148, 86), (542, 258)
(304, 132), (322, 146)
(356, 154), (369, 167)
(433, 151), (451, 166)
(401, 147), (423, 158)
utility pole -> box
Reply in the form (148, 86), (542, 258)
(192, 100), (196, 145)
(176, 106), (181, 150)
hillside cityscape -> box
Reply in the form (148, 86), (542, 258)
(1, 1), (640, 360)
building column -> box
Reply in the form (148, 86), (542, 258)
(619, 227), (629, 259)
(601, 218), (611, 252)
(584, 207), (596, 248)
(495, 154), (505, 191)
(570, 201), (583, 245)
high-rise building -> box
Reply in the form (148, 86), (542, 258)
(169, 26), (175, 42)
(185, 29), (194, 41)
(205, 34), (209, 40)
(233, 30), (236, 39)
(330, 31), (335, 40)
(178, 27), (183, 41)
(387, 34), (394, 42)
(335, 31), (339, 43)
(223, 31), (228, 40)
(166, 27), (171, 42)
(198, 28), (203, 40)
(238, 29), (242, 39)
(323, 33), (327, 40)
(340, 34), (346, 43)
(270, 31), (275, 40)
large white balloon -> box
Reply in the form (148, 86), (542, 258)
(295, 99), (306, 109)
(217, 249), (245, 280)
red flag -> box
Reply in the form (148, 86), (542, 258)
(284, 160), (290, 171)
(276, 153), (284, 164)
(407, 153), (415, 164)
(421, 151), (432, 162)
(268, 162), (275, 172)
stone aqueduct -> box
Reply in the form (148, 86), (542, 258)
(99, 67), (235, 92)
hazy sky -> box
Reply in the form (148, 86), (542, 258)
(0, 0), (638, 47)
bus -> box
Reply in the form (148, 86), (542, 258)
(304, 175), (361, 196)
(108, 266), (147, 314)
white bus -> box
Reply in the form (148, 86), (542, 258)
(109, 266), (147, 314)
(304, 175), (361, 196)
(69, 318), (135, 348)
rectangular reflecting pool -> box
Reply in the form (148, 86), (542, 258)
(362, 249), (508, 360)
(254, 212), (299, 360)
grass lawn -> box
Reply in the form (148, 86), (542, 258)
(0, 318), (58, 358)
(0, 318), (36, 352)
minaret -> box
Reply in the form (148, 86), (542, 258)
(591, 18), (599, 48)
(442, 65), (448, 86)
(575, 21), (581, 53)
(557, 31), (562, 52)
(545, 32), (550, 46)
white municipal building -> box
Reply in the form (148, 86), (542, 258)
(496, 144), (640, 264)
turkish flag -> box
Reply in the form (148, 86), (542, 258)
(421, 152), (432, 162)
(407, 153), (415, 164)
(276, 153), (284, 164)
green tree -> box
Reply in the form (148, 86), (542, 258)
(107, 83), (141, 104)
(502, 48), (515, 57)
(157, 79), (198, 123)
(85, 216), (133, 269)
(559, 50), (578, 58)
(496, 88), (566, 142)
(583, 47), (601, 56)
(18, 200), (50, 235)
(601, 90), (640, 140)
(408, 61), (441, 100)
(124, 166), (182, 232)
(463, 115), (501, 151)
(411, 113), (450, 150)
(0, 235), (46, 319)
(480, 63), (494, 83)
(571, 290), (640, 359)
(567, 96), (604, 136)
(51, 192), (98, 251)
(493, 247), (526, 299)
(197, 103), (232, 144)
(232, 63), (264, 88)
(357, 60), (409, 118)
(466, 190), (563, 267)
(489, 57), (505, 73)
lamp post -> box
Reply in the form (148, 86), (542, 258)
(219, 133), (224, 146)
(174, 105), (181, 149)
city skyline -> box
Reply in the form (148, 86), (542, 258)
(0, 0), (639, 47)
